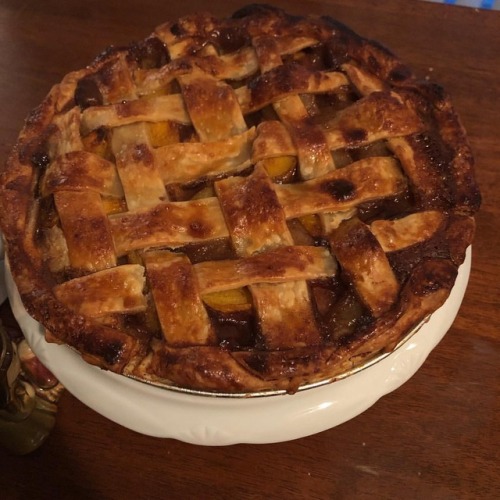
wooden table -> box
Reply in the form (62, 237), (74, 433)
(0, 0), (498, 498)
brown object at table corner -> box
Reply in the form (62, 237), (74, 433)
(0, 1), (498, 499)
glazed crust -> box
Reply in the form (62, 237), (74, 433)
(0, 5), (480, 394)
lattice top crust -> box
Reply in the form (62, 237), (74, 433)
(0, 5), (480, 393)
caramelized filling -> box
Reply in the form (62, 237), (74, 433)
(179, 238), (235, 264)
(207, 308), (255, 349)
(202, 287), (253, 313)
(209, 25), (251, 54)
(358, 188), (414, 223)
(74, 77), (103, 110)
(82, 127), (111, 159)
(323, 288), (372, 342)
(146, 121), (180, 147)
(37, 195), (58, 230)
(260, 155), (297, 183)
(127, 37), (170, 69)
(101, 196), (128, 215)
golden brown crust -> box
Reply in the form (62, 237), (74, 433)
(143, 250), (216, 346)
(0, 5), (480, 394)
(330, 218), (399, 317)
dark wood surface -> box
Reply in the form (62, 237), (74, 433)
(0, 0), (498, 498)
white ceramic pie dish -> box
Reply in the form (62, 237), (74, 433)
(2, 248), (471, 445)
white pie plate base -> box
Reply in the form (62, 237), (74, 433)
(3, 249), (470, 445)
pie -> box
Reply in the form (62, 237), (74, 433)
(0, 5), (480, 394)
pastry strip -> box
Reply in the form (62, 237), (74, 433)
(54, 190), (117, 272)
(252, 121), (296, 162)
(155, 128), (255, 184)
(109, 197), (228, 255)
(139, 47), (260, 94)
(330, 218), (399, 317)
(194, 246), (337, 294)
(144, 251), (215, 345)
(370, 211), (445, 252)
(49, 107), (84, 155)
(42, 151), (123, 197)
(277, 156), (406, 219)
(178, 69), (247, 141)
(111, 123), (167, 210)
(234, 68), (348, 114)
(53, 264), (147, 317)
(323, 91), (424, 149)
(215, 164), (294, 256)
(81, 93), (190, 133)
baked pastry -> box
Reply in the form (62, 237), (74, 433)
(0, 5), (480, 394)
